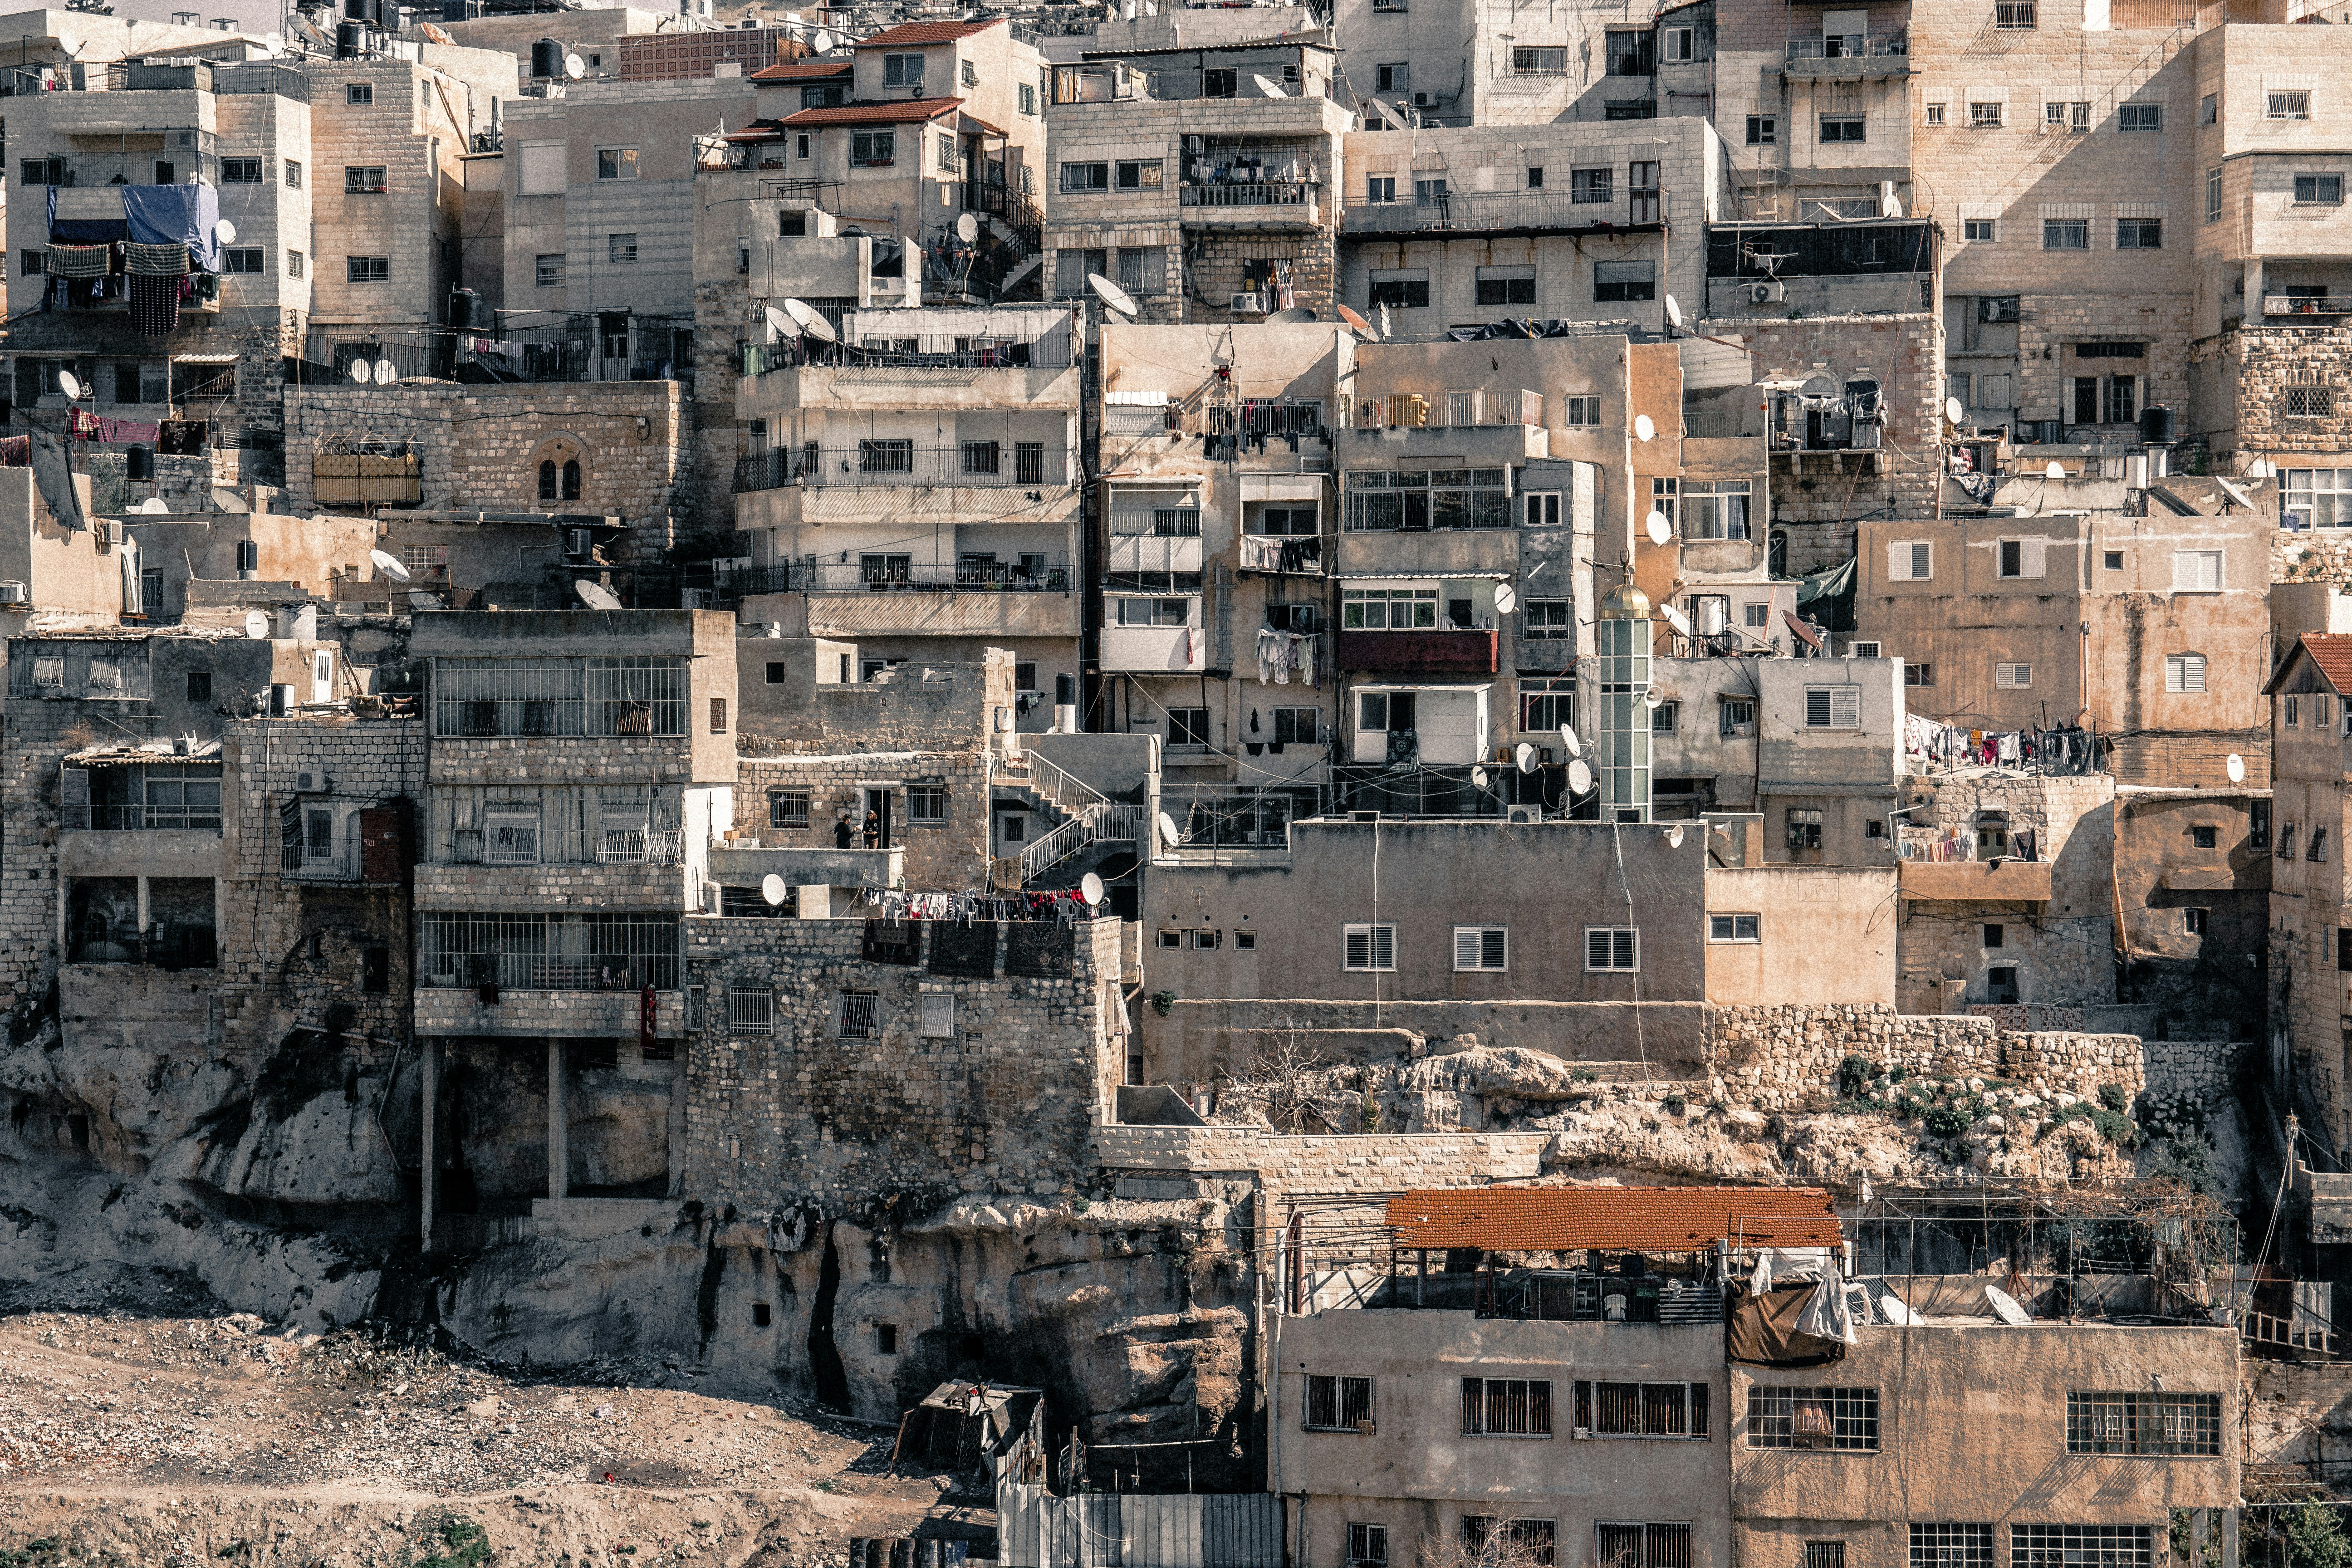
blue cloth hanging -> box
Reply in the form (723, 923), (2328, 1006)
(120, 183), (220, 270)
(44, 184), (129, 245)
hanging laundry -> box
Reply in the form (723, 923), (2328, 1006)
(46, 244), (111, 279)
(124, 240), (191, 278)
(0, 436), (30, 468)
(129, 272), (179, 337)
(1236, 535), (1285, 572)
(158, 420), (207, 455)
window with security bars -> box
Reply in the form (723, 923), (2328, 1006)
(1911, 1524), (1994, 1568)
(2064, 1392), (2221, 1455)
(1806, 1545), (1846, 1568)
(435, 657), (688, 738)
(420, 913), (680, 991)
(1455, 927), (1507, 970)
(836, 990), (880, 1039)
(1586, 927), (1638, 971)
(1465, 1519), (1557, 1568)
(1305, 1375), (1375, 1431)
(1745, 1387), (1880, 1450)
(1597, 1523), (1692, 1568)
(908, 786), (948, 824)
(2289, 386), (2336, 418)
(1349, 1524), (1389, 1568)
(769, 789), (810, 828)
(727, 984), (773, 1034)
(1462, 1377), (1553, 1436)
(2011, 1527), (2151, 1568)
(1574, 1381), (1709, 1438)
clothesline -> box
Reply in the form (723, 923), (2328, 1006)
(859, 887), (1102, 924)
(1903, 713), (2102, 775)
(1254, 626), (1320, 688)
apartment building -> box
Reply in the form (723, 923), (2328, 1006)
(1328, 0), (1687, 127)
(2265, 633), (2352, 1156)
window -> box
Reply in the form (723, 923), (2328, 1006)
(1366, 175), (1397, 204)
(1305, 1375), (1375, 1431)
(2166, 653), (2208, 693)
(1577, 1381), (1710, 1438)
(2314, 828), (2332, 863)
(1204, 67), (1238, 97)
(2012, 1528), (2151, 1568)
(1683, 481), (1751, 540)
(1235, 931), (1258, 951)
(1995, 662), (2033, 690)
(836, 990), (879, 1039)
(1116, 159), (1162, 190)
(535, 254), (564, 288)
(221, 156), (263, 183)
(279, 159), (303, 191)
(596, 147), (639, 181)
(287, 250), (305, 279)
(1513, 45), (1568, 73)
(1061, 161), (1108, 193)
(2271, 91), (2312, 120)
(1911, 1524), (1995, 1568)
(1462, 1377), (1553, 1436)
(1585, 927), (1638, 971)
(1595, 261), (1655, 302)
(2043, 218), (2088, 249)
(1746, 603), (1772, 629)
(1996, 0), (2036, 21)
(608, 234), (638, 265)
(728, 984), (774, 1035)
(1720, 698), (1756, 736)
(1970, 101), (2005, 127)
(1527, 167), (1545, 188)
(796, 132), (811, 160)
(2185, 907), (2209, 936)
(347, 81), (373, 104)
(1786, 808), (1824, 852)
(1157, 930), (1182, 950)
(1661, 26), (1695, 60)
(1747, 115), (1778, 145)
(1168, 707), (1210, 748)
(1747, 1387), (1880, 1450)
(1886, 541), (1932, 581)
(883, 52), (924, 85)
(1983, 923), (2006, 949)
(1416, 176), (1450, 206)
(1710, 914), (1760, 943)
(346, 255), (389, 282)
(1652, 701), (1679, 735)
(1594, 1524), (1688, 1568)
(1349, 1525), (1389, 1568)
(2298, 174), (2346, 205)
(1808, 1547), (1846, 1568)
(1343, 924), (1396, 971)
(1963, 218), (1995, 240)
(222, 247), (264, 274)
(2254, 801), (2273, 850)
(1805, 686), (1861, 728)
(186, 671), (212, 702)
(2172, 550), (2223, 592)
(1375, 63), (1407, 92)
(707, 697), (728, 735)
(2286, 467), (2352, 527)
(1606, 29), (1655, 74)
(2207, 167), (2224, 224)
(1273, 706), (1320, 745)
(852, 131), (895, 167)
(1476, 271), (1538, 306)
(344, 165), (387, 193)
(1571, 167), (1614, 203)
(2117, 218), (2162, 249)
(1454, 927), (1508, 970)
(482, 809), (539, 864)
(2120, 103), (2161, 132)
(1820, 116), (1867, 142)
(17, 250), (43, 277)
(1343, 588), (1438, 628)
(1368, 272), (1431, 309)
(1521, 676), (1575, 729)
(769, 789), (810, 828)
(2281, 825), (2299, 860)
(2290, 386), (2337, 418)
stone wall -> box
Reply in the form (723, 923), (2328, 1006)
(2205, 324), (2352, 457)
(680, 914), (1122, 1214)
(734, 753), (992, 894)
(1095, 1125), (1550, 1208)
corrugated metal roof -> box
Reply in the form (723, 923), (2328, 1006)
(750, 59), (854, 81)
(856, 19), (997, 46)
(780, 96), (964, 127)
(1385, 1185), (1842, 1252)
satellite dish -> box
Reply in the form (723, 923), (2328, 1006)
(1087, 272), (1140, 319)
(348, 359), (372, 385)
(1269, 306), (1315, 324)
(782, 297), (838, 344)
(1667, 824), (1685, 848)
(1567, 758), (1593, 795)
(1470, 766), (1489, 789)
(1664, 294), (1683, 330)
(1659, 603), (1691, 636)
(55, 371), (81, 400)
(956, 212), (979, 244)
(1945, 396), (1965, 424)
(760, 873), (789, 906)
(373, 358), (397, 386)
(1645, 510), (1672, 546)
(1251, 72), (1287, 96)
(1514, 742), (1536, 774)
(1336, 302), (1379, 341)
(764, 304), (792, 341)
(1984, 1284), (2031, 1326)
(369, 548), (411, 583)
(575, 578), (622, 610)
(563, 51), (585, 78)
(1558, 723), (1582, 759)
(813, 26), (835, 50)
(1156, 810), (1180, 847)
(1494, 583), (1517, 615)
(1081, 871), (1106, 905)
(135, 496), (171, 514)
(1634, 413), (1656, 442)
(213, 218), (236, 245)
(407, 589), (441, 611)
(2227, 752), (2247, 784)
(2044, 461), (2066, 479)
(243, 610), (270, 639)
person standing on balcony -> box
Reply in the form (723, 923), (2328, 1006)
(835, 813), (856, 848)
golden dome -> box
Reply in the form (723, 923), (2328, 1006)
(1598, 583), (1651, 620)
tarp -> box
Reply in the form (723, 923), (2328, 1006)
(121, 183), (221, 271)
(1443, 318), (1600, 341)
(46, 185), (127, 245)
(1727, 1283), (1849, 1367)
(29, 430), (85, 534)
(1794, 554), (1856, 633)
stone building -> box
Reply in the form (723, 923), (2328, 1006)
(2264, 633), (2352, 1159)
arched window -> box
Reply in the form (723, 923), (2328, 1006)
(561, 458), (581, 500)
(538, 460), (558, 501)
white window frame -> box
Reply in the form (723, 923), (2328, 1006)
(836, 989), (880, 1039)
(2171, 549), (2223, 593)
(1585, 926), (1639, 971)
(1709, 913), (1761, 943)
(1805, 685), (1862, 728)
(728, 983), (774, 1035)
(1886, 540), (1932, 581)
(2166, 652), (2208, 693)
(1344, 923), (1396, 971)
(1994, 662), (2034, 690)
(1454, 926), (1508, 971)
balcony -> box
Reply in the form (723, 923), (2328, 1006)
(1780, 34), (1911, 78)
(734, 446), (1071, 494)
(1334, 423), (1550, 464)
(2264, 295), (2352, 318)
(707, 843), (904, 889)
(1337, 628), (1498, 674)
(1103, 622), (1205, 673)
(1107, 532), (1205, 574)
(1341, 190), (1666, 240)
(1179, 181), (1322, 230)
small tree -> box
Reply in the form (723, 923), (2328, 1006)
(1226, 1029), (1350, 1132)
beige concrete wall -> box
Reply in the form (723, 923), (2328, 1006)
(1705, 866), (1898, 1003)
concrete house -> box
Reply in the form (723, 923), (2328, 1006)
(2264, 632), (2352, 1156)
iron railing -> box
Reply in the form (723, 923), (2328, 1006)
(1343, 188), (1663, 235)
(1181, 181), (1317, 210)
(740, 336), (1074, 373)
(2264, 295), (2352, 316)
(732, 445), (1071, 493)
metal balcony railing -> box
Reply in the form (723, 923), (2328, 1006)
(1181, 181), (1318, 210)
(1784, 32), (1908, 58)
(2264, 295), (2352, 316)
(1342, 188), (1664, 235)
(733, 446), (1070, 493)
(808, 560), (1073, 593)
(598, 828), (685, 866)
(740, 336), (1074, 374)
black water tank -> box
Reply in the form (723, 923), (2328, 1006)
(334, 20), (362, 57)
(530, 37), (563, 77)
(448, 286), (475, 329)
(2140, 404), (2176, 444)
(125, 445), (152, 481)
(1056, 673), (1076, 705)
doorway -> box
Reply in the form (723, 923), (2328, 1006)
(862, 787), (893, 849)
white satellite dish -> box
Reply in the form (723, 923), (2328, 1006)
(1567, 758), (1593, 795)
(243, 610), (270, 639)
(348, 360), (372, 385)
(2227, 752), (2246, 784)
(1945, 396), (1965, 424)
(2044, 461), (2066, 479)
(1514, 742), (1536, 774)
(1558, 723), (1581, 759)
(761, 872), (789, 906)
(564, 51), (585, 78)
(135, 496), (170, 514)
(764, 304), (792, 341)
(1081, 871), (1106, 905)
(214, 218), (236, 245)
(1667, 824), (1685, 848)
(369, 548), (411, 583)
(1659, 602), (1691, 636)
(1494, 583), (1517, 615)
(575, 578), (623, 610)
(55, 371), (81, 400)
(1634, 413), (1656, 442)
(956, 212), (979, 244)
(1156, 810), (1180, 847)
(1251, 72), (1287, 97)
(1645, 510), (1672, 547)
(1984, 1284), (2031, 1326)
(407, 589), (441, 611)
(1664, 294), (1683, 330)
(1470, 766), (1489, 789)
(782, 297), (838, 344)
(813, 26), (836, 50)
(1087, 272), (1140, 319)
(373, 358), (397, 386)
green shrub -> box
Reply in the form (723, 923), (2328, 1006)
(1923, 1105), (1970, 1139)
(1837, 1054), (1879, 1101)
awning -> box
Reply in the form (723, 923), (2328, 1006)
(171, 353), (240, 366)
(1241, 475), (1328, 501)
(1337, 570), (1514, 581)
(1103, 390), (1168, 405)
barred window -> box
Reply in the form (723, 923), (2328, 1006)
(1305, 1374), (1375, 1431)
(1596, 1523), (1690, 1568)
(726, 983), (773, 1034)
(1912, 1524), (1995, 1568)
(2011, 1527), (2151, 1568)
(419, 912), (679, 991)
(1349, 1525), (1389, 1568)
(769, 788), (811, 828)
(837, 989), (880, 1038)
(1466, 1519), (1557, 1568)
(1806, 1546), (1845, 1568)
(1462, 1377), (1554, 1436)
(908, 785), (948, 824)
(588, 656), (687, 736)
(2064, 1392), (2221, 1455)
(1745, 1387), (1880, 1450)
(1575, 1380), (1709, 1438)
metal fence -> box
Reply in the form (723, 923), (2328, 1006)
(433, 657), (691, 740)
(419, 912), (681, 992)
(1181, 181), (1316, 211)
(733, 444), (1069, 493)
(1002, 1490), (1281, 1568)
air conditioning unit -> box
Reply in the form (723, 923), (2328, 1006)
(94, 520), (119, 552)
(1230, 292), (1266, 314)
(1507, 805), (1540, 825)
(0, 581), (29, 607)
(1750, 280), (1786, 304)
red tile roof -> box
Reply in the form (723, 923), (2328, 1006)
(780, 96), (965, 127)
(855, 19), (998, 47)
(2265, 632), (2352, 696)
(1386, 1186), (1843, 1253)
(751, 59), (855, 81)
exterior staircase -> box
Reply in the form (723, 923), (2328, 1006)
(998, 749), (1142, 887)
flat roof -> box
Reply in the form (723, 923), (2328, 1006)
(1387, 1185), (1843, 1253)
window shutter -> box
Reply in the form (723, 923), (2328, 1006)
(1455, 927), (1482, 969)
(1373, 926), (1394, 969)
(1482, 927), (1507, 968)
(1530, 1379), (1553, 1434)
(1807, 688), (1832, 726)
(1911, 542), (1931, 578)
(61, 765), (89, 831)
(1691, 1381), (1710, 1437)
(1831, 686), (1861, 726)
(1461, 1377), (1482, 1434)
(2020, 538), (2047, 578)
(1886, 541), (1913, 580)
(1575, 1379), (1594, 1433)
(1996, 662), (2033, 690)
(1347, 928), (1369, 968)
(1587, 928), (1611, 968)
(1613, 929), (1637, 968)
